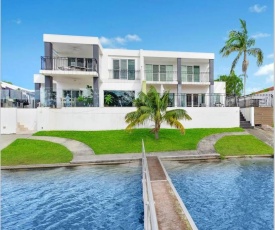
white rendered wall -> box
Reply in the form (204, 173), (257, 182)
(34, 107), (239, 131)
(1, 108), (17, 134)
(214, 81), (226, 94)
(1, 107), (240, 133)
(17, 109), (37, 132)
(240, 107), (255, 126)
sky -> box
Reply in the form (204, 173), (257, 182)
(2, 0), (274, 94)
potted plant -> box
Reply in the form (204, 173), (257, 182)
(104, 94), (113, 106)
(77, 96), (85, 107)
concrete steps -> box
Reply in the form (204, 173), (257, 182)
(240, 112), (254, 129)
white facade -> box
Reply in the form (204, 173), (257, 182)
(34, 34), (226, 108)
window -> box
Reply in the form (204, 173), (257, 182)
(181, 65), (200, 82)
(168, 93), (175, 107)
(104, 90), (135, 107)
(112, 59), (135, 80)
(68, 58), (94, 70)
(146, 64), (173, 81)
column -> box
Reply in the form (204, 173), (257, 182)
(35, 83), (41, 108)
(93, 44), (99, 107)
(177, 58), (182, 107)
(45, 76), (53, 107)
(209, 59), (214, 106)
(44, 42), (53, 70)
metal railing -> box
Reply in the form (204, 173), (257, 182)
(142, 140), (158, 230)
(145, 71), (209, 83)
(108, 69), (140, 80)
(41, 56), (98, 72)
(225, 94), (273, 108)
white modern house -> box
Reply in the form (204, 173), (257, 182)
(2, 34), (242, 134)
(34, 34), (226, 108)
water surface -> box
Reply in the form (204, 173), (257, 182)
(164, 158), (273, 230)
(1, 164), (143, 230)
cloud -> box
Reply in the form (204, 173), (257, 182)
(267, 53), (274, 59)
(13, 19), (22, 25)
(254, 63), (274, 83)
(249, 4), (267, 13)
(99, 34), (141, 48)
(251, 33), (270, 39)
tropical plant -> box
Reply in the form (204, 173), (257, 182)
(125, 86), (192, 139)
(220, 19), (264, 96)
(104, 94), (113, 106)
(215, 71), (243, 96)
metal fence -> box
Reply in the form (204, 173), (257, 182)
(142, 140), (159, 230)
(41, 56), (98, 72)
(225, 94), (273, 108)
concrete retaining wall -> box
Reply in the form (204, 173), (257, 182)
(1, 107), (240, 134)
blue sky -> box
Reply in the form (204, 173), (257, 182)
(2, 0), (274, 94)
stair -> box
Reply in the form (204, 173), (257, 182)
(240, 112), (254, 129)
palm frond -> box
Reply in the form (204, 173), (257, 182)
(166, 117), (185, 134)
(247, 48), (264, 66)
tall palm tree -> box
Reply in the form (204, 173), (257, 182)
(125, 86), (192, 139)
(220, 19), (264, 96)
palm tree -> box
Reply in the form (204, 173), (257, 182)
(220, 19), (264, 96)
(125, 86), (192, 139)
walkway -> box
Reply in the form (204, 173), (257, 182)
(246, 127), (274, 147)
(147, 156), (193, 229)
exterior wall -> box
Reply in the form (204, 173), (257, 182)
(254, 107), (274, 126)
(17, 109), (37, 131)
(213, 81), (225, 94)
(240, 107), (255, 126)
(1, 107), (240, 134)
(1, 108), (17, 134)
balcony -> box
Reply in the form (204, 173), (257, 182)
(108, 69), (140, 80)
(41, 56), (98, 72)
(145, 71), (209, 83)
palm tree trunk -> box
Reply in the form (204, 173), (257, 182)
(155, 131), (159, 140)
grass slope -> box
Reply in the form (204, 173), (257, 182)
(34, 128), (243, 154)
(1, 139), (73, 166)
(215, 135), (274, 156)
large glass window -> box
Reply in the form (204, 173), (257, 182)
(145, 64), (153, 81)
(194, 66), (200, 82)
(182, 65), (200, 82)
(146, 64), (173, 81)
(128, 60), (135, 80)
(112, 59), (135, 80)
(104, 90), (135, 107)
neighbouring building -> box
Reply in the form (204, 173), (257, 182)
(1, 81), (35, 108)
(34, 34), (226, 108)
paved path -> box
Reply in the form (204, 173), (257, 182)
(246, 127), (274, 147)
(147, 157), (192, 229)
(28, 136), (95, 163)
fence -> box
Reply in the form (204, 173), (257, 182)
(225, 94), (273, 108)
(142, 140), (159, 230)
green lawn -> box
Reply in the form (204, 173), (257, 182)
(1, 139), (73, 166)
(215, 135), (274, 156)
(33, 128), (243, 154)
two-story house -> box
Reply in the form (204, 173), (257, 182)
(34, 34), (225, 108)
